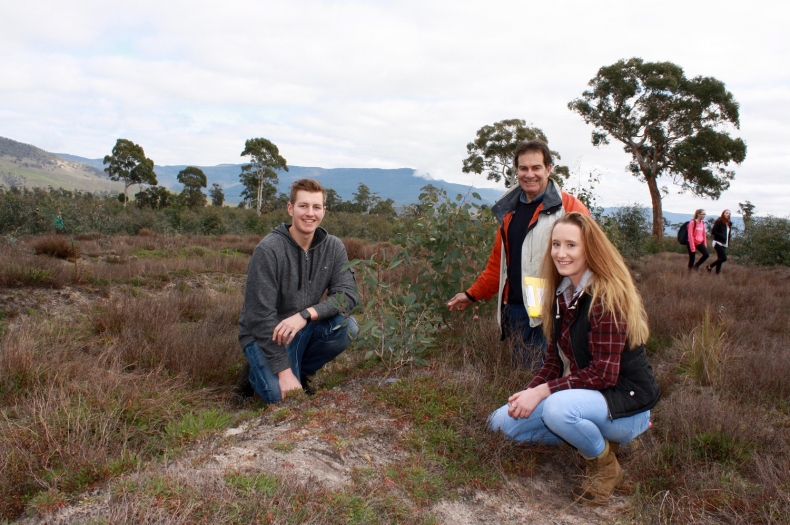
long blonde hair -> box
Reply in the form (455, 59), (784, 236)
(540, 212), (649, 347)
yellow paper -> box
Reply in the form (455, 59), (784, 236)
(523, 276), (547, 318)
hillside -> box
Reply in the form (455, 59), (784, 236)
(58, 154), (506, 206)
(6, 137), (749, 223)
(0, 137), (122, 194)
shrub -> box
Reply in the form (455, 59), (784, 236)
(732, 215), (790, 266)
(350, 256), (438, 376)
(600, 204), (652, 258)
(393, 189), (494, 325)
(322, 211), (400, 242)
(345, 190), (494, 375)
(32, 235), (78, 259)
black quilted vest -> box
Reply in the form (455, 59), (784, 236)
(553, 292), (661, 420)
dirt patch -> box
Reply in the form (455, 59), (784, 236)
(15, 374), (635, 524)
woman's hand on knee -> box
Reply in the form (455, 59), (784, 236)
(508, 384), (550, 419)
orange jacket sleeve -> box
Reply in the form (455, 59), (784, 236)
(561, 192), (591, 216)
(466, 224), (504, 302)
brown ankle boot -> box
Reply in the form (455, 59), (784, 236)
(572, 440), (623, 506)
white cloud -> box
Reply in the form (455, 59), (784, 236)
(1, 0), (788, 215)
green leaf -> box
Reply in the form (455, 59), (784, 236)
(387, 258), (404, 270)
(358, 319), (377, 335)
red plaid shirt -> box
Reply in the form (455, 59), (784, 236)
(527, 292), (626, 393)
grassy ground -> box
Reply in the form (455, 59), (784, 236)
(1, 234), (789, 524)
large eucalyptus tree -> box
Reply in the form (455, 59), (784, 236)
(103, 139), (157, 207)
(239, 138), (288, 214)
(569, 58), (747, 237)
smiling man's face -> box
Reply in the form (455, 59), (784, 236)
(517, 151), (552, 200)
(287, 190), (325, 236)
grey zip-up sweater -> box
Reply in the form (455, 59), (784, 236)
(238, 224), (359, 374)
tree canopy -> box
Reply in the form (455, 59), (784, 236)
(103, 139), (157, 207)
(568, 58), (747, 237)
(239, 138), (288, 214)
(209, 183), (225, 207)
(177, 166), (207, 209)
(325, 188), (342, 210)
(739, 200), (755, 230)
(134, 186), (172, 210)
(461, 119), (568, 188)
(352, 183), (375, 212)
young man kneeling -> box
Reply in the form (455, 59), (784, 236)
(236, 178), (359, 404)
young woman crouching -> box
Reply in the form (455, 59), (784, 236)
(489, 212), (660, 505)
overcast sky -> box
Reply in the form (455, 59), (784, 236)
(2, 0), (787, 215)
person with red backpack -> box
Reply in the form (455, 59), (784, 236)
(686, 209), (709, 271)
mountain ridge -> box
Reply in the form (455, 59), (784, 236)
(2, 137), (748, 228)
(54, 153), (506, 206)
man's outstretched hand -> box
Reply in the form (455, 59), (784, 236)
(447, 292), (472, 312)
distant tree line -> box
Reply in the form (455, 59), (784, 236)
(101, 137), (401, 218)
(0, 185), (787, 266)
(0, 186), (405, 241)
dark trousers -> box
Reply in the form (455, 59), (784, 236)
(688, 243), (709, 269)
(709, 244), (728, 274)
(504, 304), (547, 371)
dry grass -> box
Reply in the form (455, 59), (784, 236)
(0, 233), (254, 519)
(342, 238), (398, 262)
(624, 252), (790, 523)
(3, 238), (790, 523)
(673, 306), (729, 386)
(89, 291), (242, 385)
(0, 315), (210, 518)
(31, 235), (79, 259)
(0, 248), (70, 287)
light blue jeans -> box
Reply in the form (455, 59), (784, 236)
(243, 315), (358, 404)
(488, 389), (651, 458)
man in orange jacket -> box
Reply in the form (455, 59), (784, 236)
(447, 140), (589, 368)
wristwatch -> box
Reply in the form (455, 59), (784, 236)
(300, 309), (312, 322)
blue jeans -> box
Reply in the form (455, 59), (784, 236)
(243, 315), (358, 404)
(488, 389), (651, 458)
(504, 304), (547, 370)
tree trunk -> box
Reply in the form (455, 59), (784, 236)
(646, 176), (663, 238)
(256, 176), (263, 216)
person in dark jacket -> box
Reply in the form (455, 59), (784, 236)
(706, 209), (732, 274)
(489, 212), (660, 506)
(236, 179), (359, 404)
